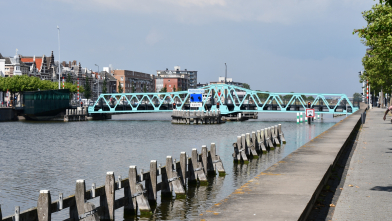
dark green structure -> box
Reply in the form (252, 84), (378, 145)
(23, 89), (70, 118)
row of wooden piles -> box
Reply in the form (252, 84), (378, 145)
(0, 144), (225, 221)
(232, 124), (286, 163)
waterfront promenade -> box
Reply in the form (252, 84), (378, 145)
(199, 109), (363, 220)
(332, 107), (392, 220)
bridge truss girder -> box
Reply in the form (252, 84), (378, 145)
(88, 84), (358, 115)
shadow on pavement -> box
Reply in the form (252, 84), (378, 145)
(370, 186), (392, 192)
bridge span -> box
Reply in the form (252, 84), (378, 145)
(88, 84), (358, 115)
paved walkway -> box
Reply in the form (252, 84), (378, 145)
(333, 107), (392, 220)
(199, 110), (363, 221)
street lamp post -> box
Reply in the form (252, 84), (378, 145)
(95, 64), (99, 100)
(224, 63), (227, 105)
(57, 26), (61, 89)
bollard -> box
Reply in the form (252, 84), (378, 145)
(297, 112), (299, 124)
(300, 112), (303, 123)
(37, 190), (51, 221)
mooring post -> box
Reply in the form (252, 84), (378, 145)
(161, 157), (172, 197)
(210, 143), (217, 171)
(251, 131), (259, 157)
(14, 206), (20, 221)
(75, 179), (86, 217)
(166, 156), (173, 191)
(246, 133), (257, 157)
(125, 166), (137, 216)
(147, 160), (157, 204)
(211, 143), (225, 175)
(232, 137), (240, 162)
(103, 172), (115, 221)
(274, 125), (281, 146)
(188, 149), (198, 185)
(241, 134), (248, 156)
(201, 145), (209, 175)
(37, 190), (51, 221)
(256, 130), (261, 152)
(179, 152), (187, 187)
(259, 129), (267, 153)
(278, 124), (286, 144)
(239, 135), (248, 162)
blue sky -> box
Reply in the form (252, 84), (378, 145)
(0, 0), (375, 96)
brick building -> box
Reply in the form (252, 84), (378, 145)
(112, 70), (155, 93)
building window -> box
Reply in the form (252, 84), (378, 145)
(121, 77), (124, 81)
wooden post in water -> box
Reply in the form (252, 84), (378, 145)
(104, 172), (115, 221)
(211, 143), (226, 175)
(259, 129), (267, 153)
(165, 156), (173, 192)
(246, 133), (257, 158)
(238, 135), (248, 162)
(124, 166), (137, 217)
(278, 124), (286, 144)
(274, 125), (281, 146)
(147, 160), (157, 205)
(188, 149), (197, 185)
(251, 131), (259, 158)
(37, 190), (51, 221)
(179, 152), (187, 187)
(241, 134), (249, 156)
(201, 145), (209, 175)
(161, 158), (171, 197)
(75, 179), (86, 217)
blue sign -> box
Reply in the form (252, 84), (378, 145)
(190, 94), (202, 102)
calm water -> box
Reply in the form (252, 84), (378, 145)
(0, 112), (345, 220)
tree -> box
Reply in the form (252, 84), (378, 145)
(118, 82), (123, 93)
(307, 96), (315, 101)
(242, 83), (250, 89)
(84, 75), (92, 99)
(353, 92), (362, 102)
(256, 90), (269, 100)
(354, 1), (392, 94)
(66, 73), (73, 84)
(160, 84), (167, 93)
(102, 74), (107, 94)
(173, 85), (176, 92)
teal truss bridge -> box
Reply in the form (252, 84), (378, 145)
(88, 84), (359, 115)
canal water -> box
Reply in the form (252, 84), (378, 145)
(0, 113), (345, 220)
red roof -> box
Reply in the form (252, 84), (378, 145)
(21, 57), (43, 71)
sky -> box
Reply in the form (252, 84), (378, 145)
(0, 0), (376, 96)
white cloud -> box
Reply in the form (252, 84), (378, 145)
(59, 0), (372, 24)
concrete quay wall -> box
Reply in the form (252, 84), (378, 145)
(200, 109), (365, 221)
(0, 108), (17, 122)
